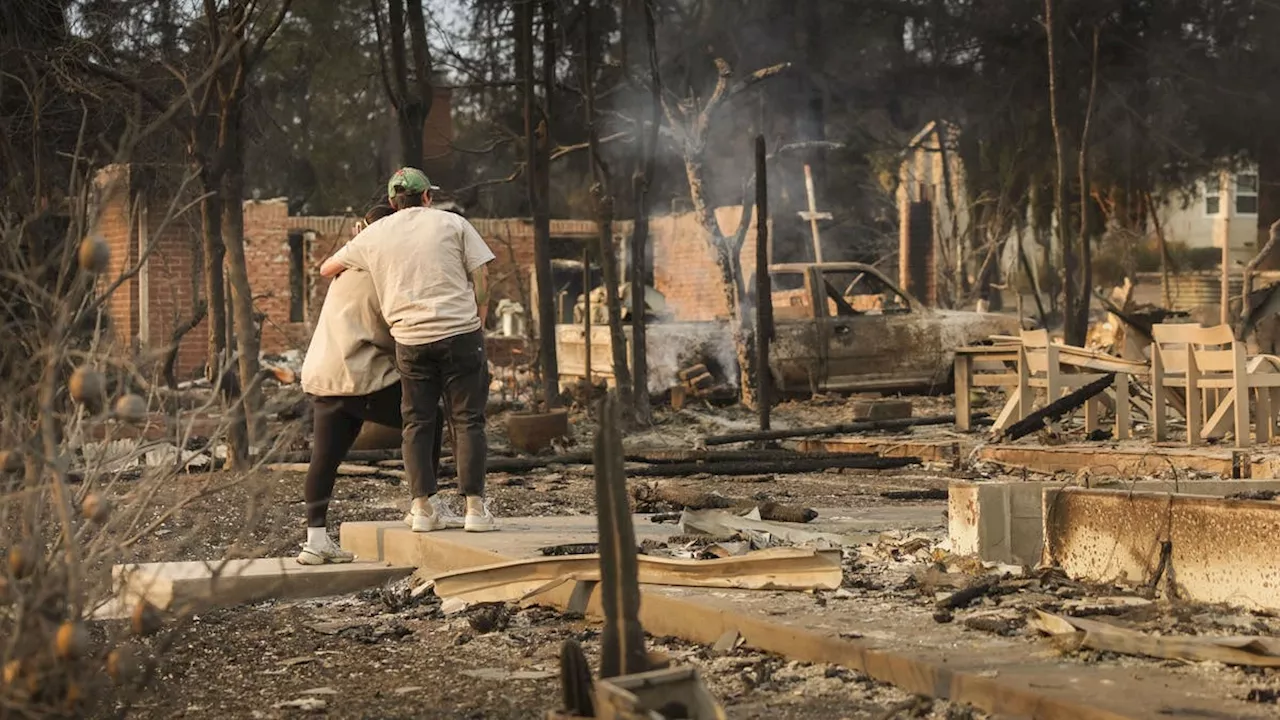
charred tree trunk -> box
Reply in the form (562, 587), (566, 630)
(665, 58), (787, 408)
(626, 0), (661, 424)
(200, 187), (227, 382)
(799, 0), (826, 186)
(522, 0), (559, 409)
(754, 135), (773, 432)
(1045, 0), (1082, 345)
(380, 0), (433, 167)
(1072, 27), (1100, 348)
(583, 0), (633, 420)
(221, 104), (264, 452)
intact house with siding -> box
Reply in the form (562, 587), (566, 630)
(896, 120), (1263, 310)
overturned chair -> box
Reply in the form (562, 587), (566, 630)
(1150, 323), (1280, 447)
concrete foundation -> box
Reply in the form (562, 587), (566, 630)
(976, 444), (1266, 477)
(113, 558), (412, 611)
(1043, 488), (1280, 610)
(949, 478), (1280, 566)
(338, 515), (1274, 719)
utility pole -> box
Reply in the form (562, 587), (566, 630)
(797, 164), (831, 263)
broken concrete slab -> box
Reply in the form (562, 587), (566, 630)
(112, 558), (412, 611)
(951, 479), (1280, 566)
(1042, 487), (1280, 611)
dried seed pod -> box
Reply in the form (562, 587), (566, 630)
(54, 622), (89, 661)
(81, 493), (111, 523)
(64, 680), (83, 707)
(7, 545), (35, 579)
(68, 368), (107, 412)
(130, 601), (162, 637)
(112, 394), (148, 424)
(77, 234), (110, 274)
(106, 644), (142, 685)
(0, 449), (22, 474)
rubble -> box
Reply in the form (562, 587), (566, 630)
(81, 391), (1280, 718)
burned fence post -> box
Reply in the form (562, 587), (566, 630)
(594, 391), (648, 679)
(755, 134), (773, 436)
(583, 244), (592, 386)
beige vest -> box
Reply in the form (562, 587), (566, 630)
(301, 269), (399, 397)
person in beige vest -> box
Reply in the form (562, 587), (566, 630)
(321, 168), (496, 533)
(295, 204), (446, 564)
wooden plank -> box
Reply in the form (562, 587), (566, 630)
(429, 547), (842, 603)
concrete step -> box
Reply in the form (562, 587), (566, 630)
(340, 515), (678, 567)
(113, 557), (412, 611)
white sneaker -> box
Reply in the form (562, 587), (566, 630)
(429, 495), (465, 529)
(464, 498), (498, 533)
(402, 496), (462, 532)
(403, 507), (445, 532)
(296, 540), (355, 565)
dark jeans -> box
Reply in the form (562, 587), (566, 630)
(304, 383), (445, 527)
(396, 329), (488, 499)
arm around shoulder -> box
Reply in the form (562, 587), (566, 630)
(319, 237), (366, 278)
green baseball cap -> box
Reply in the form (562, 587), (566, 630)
(387, 167), (438, 199)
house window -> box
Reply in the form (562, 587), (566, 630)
(1204, 175), (1222, 216)
(1236, 172), (1259, 215)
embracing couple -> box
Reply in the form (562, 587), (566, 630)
(296, 168), (498, 565)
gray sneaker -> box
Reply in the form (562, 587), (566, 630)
(296, 541), (355, 565)
(404, 508), (445, 532)
(404, 495), (464, 531)
(430, 494), (465, 529)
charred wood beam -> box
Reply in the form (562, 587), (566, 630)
(632, 483), (817, 523)
(996, 373), (1115, 443)
(703, 414), (990, 446)
(755, 134), (773, 434)
(270, 447), (886, 467)
(625, 454), (917, 477)
(595, 391), (648, 679)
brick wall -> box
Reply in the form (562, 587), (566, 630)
(95, 165), (207, 381)
(649, 207), (759, 321)
(141, 202), (205, 380)
(95, 165), (138, 350)
(96, 161), (751, 375)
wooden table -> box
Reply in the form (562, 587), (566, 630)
(954, 342), (1150, 433)
(954, 343), (1020, 431)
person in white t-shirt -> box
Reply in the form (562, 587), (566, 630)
(321, 168), (497, 532)
(296, 204), (448, 564)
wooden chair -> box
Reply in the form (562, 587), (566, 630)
(1150, 323), (1280, 447)
(997, 329), (1134, 439)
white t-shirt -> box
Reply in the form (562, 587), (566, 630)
(330, 207), (496, 347)
(300, 269), (399, 396)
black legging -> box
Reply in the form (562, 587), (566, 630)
(304, 382), (447, 527)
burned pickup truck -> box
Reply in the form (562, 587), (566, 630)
(556, 262), (1022, 395)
